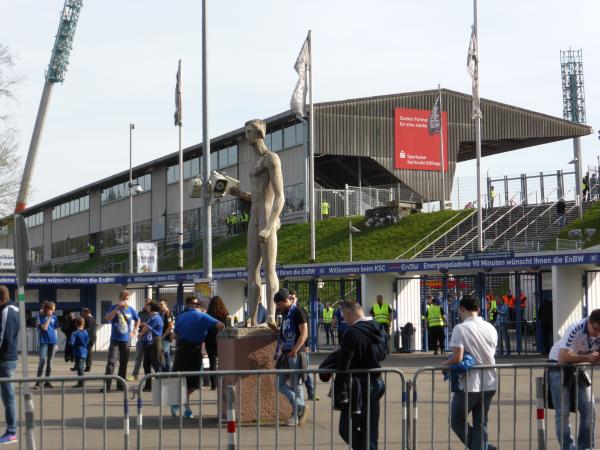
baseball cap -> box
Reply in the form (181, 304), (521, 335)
(274, 288), (291, 304)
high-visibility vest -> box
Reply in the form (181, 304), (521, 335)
(427, 304), (444, 327)
(520, 293), (527, 309)
(322, 307), (334, 323)
(491, 190), (497, 199)
(89, 244), (95, 255)
(489, 300), (497, 320)
(372, 303), (390, 324)
(321, 202), (329, 215)
(485, 294), (496, 310)
(503, 295), (516, 309)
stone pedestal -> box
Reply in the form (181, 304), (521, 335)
(217, 327), (292, 423)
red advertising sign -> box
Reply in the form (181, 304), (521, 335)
(394, 108), (448, 171)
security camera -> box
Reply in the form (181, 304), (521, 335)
(133, 185), (143, 194)
(209, 171), (240, 198)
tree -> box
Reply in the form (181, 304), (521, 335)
(0, 44), (22, 217)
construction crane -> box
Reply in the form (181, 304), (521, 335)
(13, 2), (84, 449)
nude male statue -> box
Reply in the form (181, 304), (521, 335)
(244, 119), (285, 325)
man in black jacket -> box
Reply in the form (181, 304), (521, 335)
(336, 300), (386, 450)
(0, 286), (20, 444)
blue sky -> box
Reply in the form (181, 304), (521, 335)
(2, 0), (599, 205)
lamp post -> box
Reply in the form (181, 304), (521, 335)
(129, 123), (135, 273)
(349, 220), (360, 262)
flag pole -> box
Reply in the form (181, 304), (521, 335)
(308, 30), (316, 262)
(473, 0), (483, 251)
(177, 60), (184, 270)
(438, 83), (446, 211)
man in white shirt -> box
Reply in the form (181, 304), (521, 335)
(547, 309), (600, 450)
(442, 294), (498, 450)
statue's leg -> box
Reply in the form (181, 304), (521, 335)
(247, 232), (262, 325)
(262, 232), (279, 323)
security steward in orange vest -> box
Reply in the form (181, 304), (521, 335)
(369, 295), (393, 354)
(503, 291), (516, 322)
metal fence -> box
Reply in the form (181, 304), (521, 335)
(7, 363), (600, 449)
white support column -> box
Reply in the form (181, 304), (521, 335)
(552, 265), (585, 340)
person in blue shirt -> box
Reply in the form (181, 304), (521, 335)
(35, 301), (58, 389)
(69, 317), (89, 388)
(172, 296), (224, 418)
(140, 301), (164, 391)
(102, 290), (140, 392)
(0, 286), (20, 445)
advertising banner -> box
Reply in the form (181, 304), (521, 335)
(0, 249), (14, 270)
(394, 107), (448, 171)
(136, 242), (158, 273)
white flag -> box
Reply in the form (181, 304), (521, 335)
(290, 37), (310, 117)
(174, 59), (182, 126)
(467, 28), (482, 119)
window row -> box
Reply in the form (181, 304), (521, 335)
(265, 122), (305, 152)
(167, 146), (238, 186)
(101, 174), (151, 204)
(99, 220), (152, 250)
(283, 183), (306, 216)
(25, 212), (44, 228)
(51, 235), (89, 259)
(52, 195), (89, 221)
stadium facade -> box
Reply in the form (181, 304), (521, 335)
(0, 89), (591, 267)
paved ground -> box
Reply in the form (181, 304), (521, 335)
(5, 351), (585, 449)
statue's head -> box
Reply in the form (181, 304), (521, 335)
(245, 119), (266, 144)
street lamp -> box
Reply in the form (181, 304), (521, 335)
(128, 123), (144, 273)
(349, 220), (360, 262)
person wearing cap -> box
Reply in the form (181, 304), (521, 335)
(272, 288), (310, 426)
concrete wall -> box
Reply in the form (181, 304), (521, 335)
(552, 265), (585, 340)
(51, 211), (90, 242)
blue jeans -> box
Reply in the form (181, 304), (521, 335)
(339, 376), (385, 450)
(450, 390), (495, 450)
(496, 324), (510, 355)
(0, 360), (17, 434)
(277, 355), (304, 414)
(548, 368), (595, 450)
(161, 339), (172, 372)
(37, 343), (56, 378)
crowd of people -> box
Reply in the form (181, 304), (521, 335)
(0, 283), (599, 449)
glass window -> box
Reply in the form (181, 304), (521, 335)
(295, 123), (306, 145)
(218, 148), (228, 168)
(271, 129), (282, 152)
(167, 165), (178, 184)
(191, 158), (200, 177)
(284, 124), (296, 148)
(183, 160), (192, 179)
(228, 145), (238, 166)
(264, 133), (272, 149)
(211, 152), (218, 171)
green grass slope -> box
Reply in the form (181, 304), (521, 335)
(38, 210), (465, 273)
(555, 202), (600, 248)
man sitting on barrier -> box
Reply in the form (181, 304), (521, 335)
(547, 309), (600, 450)
(442, 294), (498, 450)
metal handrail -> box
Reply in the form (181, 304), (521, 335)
(483, 188), (559, 250)
(395, 210), (475, 259)
(439, 191), (525, 258)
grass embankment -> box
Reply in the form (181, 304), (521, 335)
(555, 202), (600, 248)
(39, 210), (466, 273)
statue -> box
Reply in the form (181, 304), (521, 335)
(244, 119), (285, 325)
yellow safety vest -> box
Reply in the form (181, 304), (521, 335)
(489, 300), (497, 320)
(372, 303), (390, 324)
(322, 307), (334, 323)
(427, 305), (444, 327)
(321, 202), (329, 215)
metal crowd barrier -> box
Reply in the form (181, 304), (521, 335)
(136, 368), (406, 450)
(0, 374), (129, 450)
(410, 362), (598, 450)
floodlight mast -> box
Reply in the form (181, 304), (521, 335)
(13, 2), (83, 449)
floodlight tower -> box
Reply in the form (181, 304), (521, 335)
(13, 3), (83, 449)
(15, 0), (84, 212)
(560, 48), (586, 219)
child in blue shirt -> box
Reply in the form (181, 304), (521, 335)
(70, 317), (90, 387)
(140, 301), (164, 391)
(35, 301), (58, 388)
